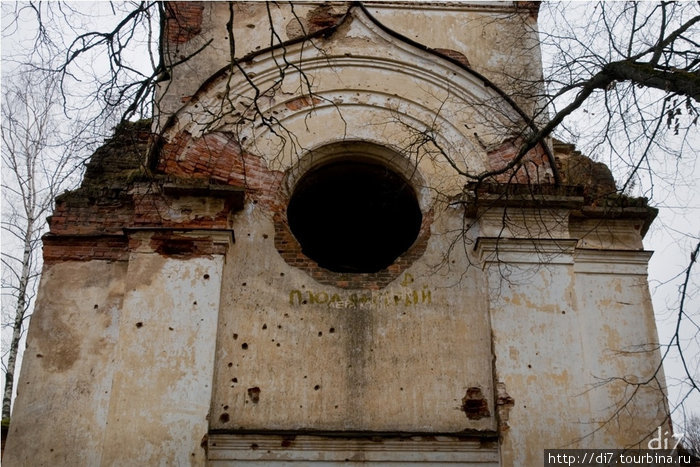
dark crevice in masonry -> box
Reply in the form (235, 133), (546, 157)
(287, 160), (422, 274)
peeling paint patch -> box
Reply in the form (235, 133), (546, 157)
(285, 95), (322, 111)
(35, 317), (81, 372)
(461, 387), (490, 420)
(495, 382), (515, 432)
(306, 4), (345, 32)
(433, 48), (471, 67)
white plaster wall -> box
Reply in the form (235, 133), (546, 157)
(99, 250), (225, 466)
(208, 433), (499, 465)
(162, 5), (529, 207)
(479, 239), (589, 466)
(210, 202), (496, 434)
(156, 2), (542, 124)
(479, 237), (668, 466)
(573, 250), (669, 447)
(3, 261), (127, 466)
(3, 239), (229, 466)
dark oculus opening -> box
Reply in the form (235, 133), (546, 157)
(287, 160), (422, 273)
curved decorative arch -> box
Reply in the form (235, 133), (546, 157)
(155, 4), (556, 196)
(281, 140), (429, 209)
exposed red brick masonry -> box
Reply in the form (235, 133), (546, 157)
(159, 129), (430, 288)
(45, 121), (238, 263)
(164, 2), (204, 45)
(487, 139), (553, 184)
(49, 119), (432, 288)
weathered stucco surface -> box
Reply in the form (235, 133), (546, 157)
(4, 261), (126, 466)
(156, 2), (542, 126)
(4, 234), (231, 466)
(3, 2), (669, 466)
(98, 246), (226, 465)
(211, 205), (495, 434)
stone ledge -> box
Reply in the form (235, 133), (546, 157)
(573, 248), (654, 275)
(208, 432), (499, 464)
(475, 237), (578, 265)
(162, 182), (245, 210)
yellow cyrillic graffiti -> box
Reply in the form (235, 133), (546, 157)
(289, 286), (432, 308)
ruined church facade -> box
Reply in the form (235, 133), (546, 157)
(4, 2), (668, 466)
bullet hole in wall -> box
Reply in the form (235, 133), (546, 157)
(248, 386), (261, 403)
(461, 387), (490, 420)
(281, 438), (294, 447)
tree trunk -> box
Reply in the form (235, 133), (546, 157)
(2, 217), (34, 421)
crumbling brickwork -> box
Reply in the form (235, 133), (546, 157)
(45, 120), (242, 263)
(273, 209), (432, 289)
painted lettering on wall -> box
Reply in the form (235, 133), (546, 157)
(288, 287), (433, 308)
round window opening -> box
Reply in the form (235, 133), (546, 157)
(287, 160), (422, 273)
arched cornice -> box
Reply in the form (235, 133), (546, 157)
(154, 2), (558, 189)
